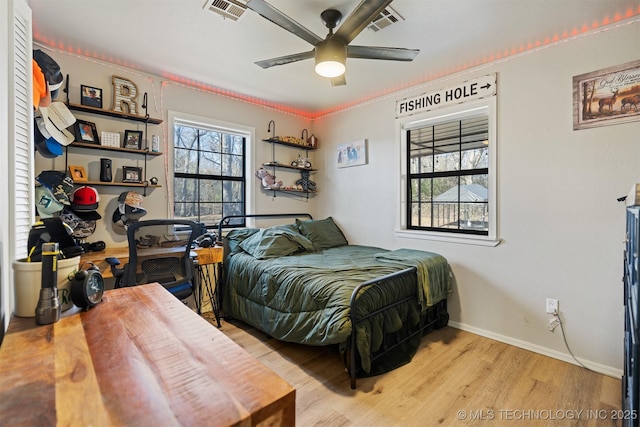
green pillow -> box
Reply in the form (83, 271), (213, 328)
(239, 225), (314, 259)
(295, 217), (348, 250)
(225, 228), (259, 254)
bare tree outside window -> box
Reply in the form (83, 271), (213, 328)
(173, 122), (245, 227)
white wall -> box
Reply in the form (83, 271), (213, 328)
(313, 21), (640, 374)
(35, 51), (313, 247)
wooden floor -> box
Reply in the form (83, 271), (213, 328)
(208, 315), (623, 427)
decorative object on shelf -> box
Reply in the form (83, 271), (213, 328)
(112, 75), (138, 115)
(291, 155), (312, 169)
(255, 168), (282, 190)
(100, 158), (112, 182)
(73, 119), (100, 144)
(69, 165), (88, 182)
(308, 134), (318, 148)
(572, 59), (640, 130)
(151, 135), (160, 152)
(100, 131), (120, 147)
(123, 166), (143, 183)
(80, 85), (102, 108)
(124, 130), (143, 149)
(296, 173), (316, 192)
(337, 139), (367, 168)
(149, 176), (158, 186)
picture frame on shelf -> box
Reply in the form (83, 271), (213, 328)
(122, 166), (143, 183)
(69, 165), (88, 182)
(124, 130), (143, 149)
(73, 119), (100, 144)
(80, 85), (103, 109)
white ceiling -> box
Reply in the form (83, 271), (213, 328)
(29, 0), (639, 117)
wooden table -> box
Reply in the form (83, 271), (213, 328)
(0, 283), (295, 426)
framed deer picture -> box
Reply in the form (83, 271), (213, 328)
(573, 59), (640, 130)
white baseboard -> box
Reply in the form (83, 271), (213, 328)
(447, 320), (623, 379)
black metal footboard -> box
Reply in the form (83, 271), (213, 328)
(348, 267), (448, 389)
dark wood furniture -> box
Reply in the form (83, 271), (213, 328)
(0, 283), (295, 426)
(624, 195), (640, 427)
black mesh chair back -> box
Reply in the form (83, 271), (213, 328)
(121, 219), (199, 301)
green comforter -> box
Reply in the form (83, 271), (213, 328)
(223, 245), (451, 373)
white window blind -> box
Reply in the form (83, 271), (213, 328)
(10, 0), (33, 261)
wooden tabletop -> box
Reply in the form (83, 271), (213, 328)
(0, 283), (295, 426)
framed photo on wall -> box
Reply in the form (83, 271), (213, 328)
(123, 130), (143, 149)
(80, 85), (103, 109)
(573, 59), (640, 130)
(337, 139), (368, 168)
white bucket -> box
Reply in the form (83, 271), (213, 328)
(12, 256), (80, 317)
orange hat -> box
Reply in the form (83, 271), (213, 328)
(32, 59), (51, 110)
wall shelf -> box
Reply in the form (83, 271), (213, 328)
(68, 141), (162, 156)
(72, 180), (161, 188)
(66, 102), (163, 124)
(262, 162), (317, 172)
(262, 138), (316, 150)
(261, 134), (317, 198)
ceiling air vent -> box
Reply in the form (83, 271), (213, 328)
(203, 0), (248, 21)
(367, 5), (404, 32)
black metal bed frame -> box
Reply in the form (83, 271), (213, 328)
(216, 213), (449, 389)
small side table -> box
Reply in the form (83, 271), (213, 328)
(194, 246), (223, 326)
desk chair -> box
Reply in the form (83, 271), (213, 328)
(106, 219), (199, 307)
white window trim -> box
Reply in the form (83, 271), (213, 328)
(167, 110), (255, 221)
(395, 96), (500, 246)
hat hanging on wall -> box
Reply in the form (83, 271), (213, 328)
(35, 185), (64, 218)
(71, 186), (100, 212)
(35, 102), (76, 146)
(60, 208), (97, 239)
(32, 59), (51, 111)
(34, 118), (63, 158)
(112, 191), (147, 233)
(33, 49), (63, 100)
(36, 171), (73, 206)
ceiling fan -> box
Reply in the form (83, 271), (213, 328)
(245, 0), (419, 86)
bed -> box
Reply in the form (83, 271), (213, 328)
(217, 214), (452, 388)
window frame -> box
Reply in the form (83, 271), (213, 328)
(168, 111), (255, 229)
(396, 97), (500, 246)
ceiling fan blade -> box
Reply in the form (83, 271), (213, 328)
(331, 75), (347, 86)
(246, 0), (323, 46)
(334, 0), (393, 44)
(347, 45), (419, 61)
(255, 50), (315, 69)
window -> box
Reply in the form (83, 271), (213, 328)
(172, 114), (248, 228)
(399, 98), (498, 245)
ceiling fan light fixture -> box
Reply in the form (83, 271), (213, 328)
(314, 39), (346, 78)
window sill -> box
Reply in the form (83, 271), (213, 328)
(395, 229), (502, 247)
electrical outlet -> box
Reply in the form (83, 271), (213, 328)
(548, 317), (560, 331)
(546, 298), (559, 314)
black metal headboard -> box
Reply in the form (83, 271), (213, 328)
(216, 213), (313, 239)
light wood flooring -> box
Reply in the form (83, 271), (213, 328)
(209, 316), (623, 427)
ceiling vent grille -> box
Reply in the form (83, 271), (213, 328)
(367, 6), (404, 32)
(203, 0), (248, 21)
